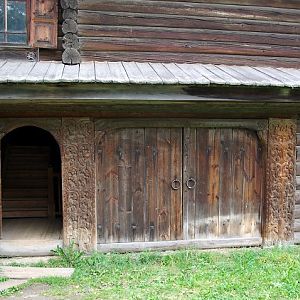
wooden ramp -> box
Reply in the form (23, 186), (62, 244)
(0, 218), (62, 256)
(0, 240), (63, 257)
(2, 218), (62, 240)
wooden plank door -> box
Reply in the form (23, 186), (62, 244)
(183, 128), (263, 240)
(96, 127), (183, 243)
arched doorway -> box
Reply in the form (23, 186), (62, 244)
(0, 126), (62, 245)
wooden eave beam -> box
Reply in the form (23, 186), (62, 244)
(0, 83), (299, 118)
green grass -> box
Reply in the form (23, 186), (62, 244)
(24, 246), (300, 300)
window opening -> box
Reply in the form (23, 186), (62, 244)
(0, 0), (27, 44)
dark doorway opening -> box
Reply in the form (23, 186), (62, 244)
(1, 126), (62, 240)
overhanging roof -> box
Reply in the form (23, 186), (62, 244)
(0, 60), (300, 87)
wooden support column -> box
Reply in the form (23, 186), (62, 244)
(264, 118), (297, 245)
(62, 118), (96, 252)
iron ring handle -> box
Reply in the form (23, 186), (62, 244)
(171, 179), (181, 190)
(186, 177), (196, 189)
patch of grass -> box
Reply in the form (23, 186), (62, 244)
(0, 280), (28, 297)
(27, 246), (300, 300)
(51, 241), (84, 268)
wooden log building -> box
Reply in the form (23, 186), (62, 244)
(0, 0), (299, 255)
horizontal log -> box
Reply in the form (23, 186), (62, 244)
(85, 0), (300, 10)
(78, 11), (300, 34)
(3, 200), (48, 208)
(78, 25), (300, 47)
(3, 210), (48, 218)
(78, 0), (300, 24)
(97, 237), (262, 252)
(81, 51), (300, 68)
(80, 37), (300, 58)
(39, 49), (62, 61)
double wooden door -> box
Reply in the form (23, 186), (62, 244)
(96, 127), (263, 243)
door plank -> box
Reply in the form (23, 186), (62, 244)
(131, 129), (145, 242)
(208, 129), (221, 237)
(231, 130), (245, 237)
(145, 128), (158, 242)
(170, 128), (183, 240)
(195, 128), (209, 239)
(118, 129), (133, 243)
(157, 128), (171, 241)
(219, 129), (233, 237)
(183, 128), (197, 239)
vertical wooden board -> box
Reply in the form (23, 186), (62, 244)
(219, 129), (233, 237)
(194, 128), (209, 239)
(231, 129), (245, 237)
(117, 129), (133, 243)
(242, 130), (253, 236)
(254, 135), (264, 236)
(131, 129), (145, 242)
(207, 129), (221, 238)
(157, 128), (171, 241)
(170, 128), (183, 240)
(251, 132), (263, 237)
(103, 130), (119, 243)
(96, 131), (106, 243)
(145, 128), (158, 242)
(183, 128), (197, 239)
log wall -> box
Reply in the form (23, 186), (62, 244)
(77, 0), (300, 67)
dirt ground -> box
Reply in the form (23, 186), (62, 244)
(2, 284), (52, 300)
(2, 284), (82, 300)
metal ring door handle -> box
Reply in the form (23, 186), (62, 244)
(186, 178), (196, 189)
(171, 179), (181, 190)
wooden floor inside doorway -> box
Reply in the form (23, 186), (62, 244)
(2, 218), (62, 240)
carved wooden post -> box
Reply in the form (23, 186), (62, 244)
(264, 118), (297, 245)
(62, 118), (96, 252)
(0, 129), (5, 238)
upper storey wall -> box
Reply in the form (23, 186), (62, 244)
(76, 0), (300, 67)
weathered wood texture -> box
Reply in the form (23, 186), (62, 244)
(61, 0), (80, 64)
(2, 146), (52, 218)
(183, 128), (263, 239)
(96, 127), (263, 244)
(62, 118), (96, 251)
(96, 128), (183, 243)
(264, 119), (297, 245)
(78, 0), (300, 67)
(294, 121), (300, 243)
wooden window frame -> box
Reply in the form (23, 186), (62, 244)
(0, 0), (57, 60)
(0, 0), (30, 47)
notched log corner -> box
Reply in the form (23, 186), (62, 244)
(62, 48), (81, 65)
